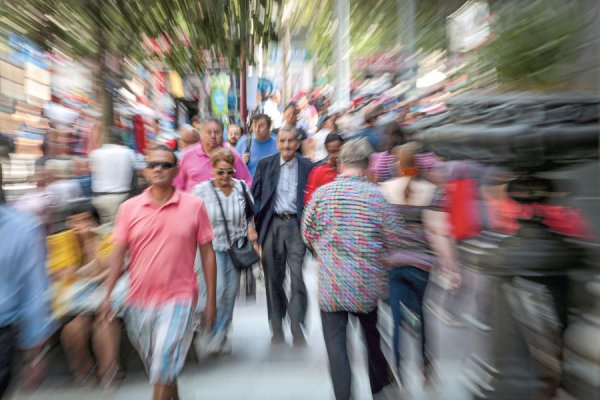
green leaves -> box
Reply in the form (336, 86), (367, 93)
(0, 0), (281, 73)
(477, 0), (586, 89)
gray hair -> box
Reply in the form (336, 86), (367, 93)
(200, 117), (224, 133)
(339, 138), (373, 169)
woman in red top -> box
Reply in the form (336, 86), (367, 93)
(304, 132), (344, 205)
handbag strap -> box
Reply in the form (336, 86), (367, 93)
(244, 134), (252, 163)
(210, 181), (233, 247)
(240, 180), (253, 221)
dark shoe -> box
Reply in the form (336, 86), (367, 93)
(271, 329), (285, 344)
(292, 333), (306, 348)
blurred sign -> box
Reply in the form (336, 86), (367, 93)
(447, 0), (491, 53)
(210, 72), (230, 125)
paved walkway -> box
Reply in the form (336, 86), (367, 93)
(9, 260), (471, 400)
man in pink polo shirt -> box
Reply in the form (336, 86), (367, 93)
(100, 144), (217, 400)
(174, 118), (252, 191)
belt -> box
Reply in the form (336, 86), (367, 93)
(92, 191), (130, 196)
(274, 213), (297, 220)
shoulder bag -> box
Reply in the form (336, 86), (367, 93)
(210, 181), (260, 270)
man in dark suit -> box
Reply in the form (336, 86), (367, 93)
(252, 127), (313, 346)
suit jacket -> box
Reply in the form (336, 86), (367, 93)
(252, 153), (313, 245)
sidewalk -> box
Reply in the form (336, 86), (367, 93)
(10, 260), (472, 400)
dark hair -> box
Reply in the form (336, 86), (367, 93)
(284, 102), (297, 113)
(147, 144), (178, 164)
(252, 113), (272, 128)
(318, 114), (338, 131)
(384, 122), (408, 150)
(70, 203), (101, 226)
(324, 132), (344, 146)
(108, 127), (124, 145)
(191, 115), (201, 124)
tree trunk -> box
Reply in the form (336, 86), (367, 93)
(94, 2), (113, 148)
(240, 47), (248, 130)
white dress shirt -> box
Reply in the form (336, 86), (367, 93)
(89, 144), (135, 193)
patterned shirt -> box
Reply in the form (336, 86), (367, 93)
(274, 156), (298, 214)
(301, 175), (389, 313)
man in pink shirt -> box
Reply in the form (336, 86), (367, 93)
(100, 144), (217, 400)
(174, 118), (252, 191)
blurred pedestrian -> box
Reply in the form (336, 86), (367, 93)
(297, 93), (318, 135)
(369, 122), (408, 183)
(263, 90), (283, 129)
(177, 125), (200, 158)
(308, 114), (338, 164)
(349, 103), (385, 152)
(226, 124), (243, 148)
(252, 127), (313, 346)
(192, 148), (257, 355)
(59, 204), (125, 389)
(0, 164), (52, 398)
(302, 138), (394, 400)
(191, 115), (201, 130)
(89, 129), (136, 224)
(174, 118), (252, 192)
(304, 132), (344, 204)
(275, 103), (309, 156)
(381, 143), (454, 385)
(99, 145), (217, 400)
(235, 114), (278, 177)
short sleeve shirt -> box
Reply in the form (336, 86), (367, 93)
(112, 188), (213, 307)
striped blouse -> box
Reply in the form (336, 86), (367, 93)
(301, 175), (389, 313)
(191, 179), (253, 251)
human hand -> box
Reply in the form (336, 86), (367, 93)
(98, 296), (115, 322)
(200, 302), (216, 330)
(247, 225), (258, 242)
(242, 153), (250, 164)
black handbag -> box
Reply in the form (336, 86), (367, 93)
(210, 181), (260, 270)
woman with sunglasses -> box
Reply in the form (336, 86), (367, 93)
(191, 148), (257, 355)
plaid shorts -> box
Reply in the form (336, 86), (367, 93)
(125, 300), (195, 384)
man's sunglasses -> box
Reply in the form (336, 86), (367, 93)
(216, 169), (235, 176)
(146, 162), (176, 170)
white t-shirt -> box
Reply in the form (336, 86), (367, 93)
(310, 128), (332, 163)
(89, 144), (135, 193)
(263, 99), (282, 129)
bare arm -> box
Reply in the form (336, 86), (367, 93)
(98, 242), (127, 321)
(199, 241), (217, 328)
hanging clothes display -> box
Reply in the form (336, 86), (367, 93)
(132, 115), (146, 154)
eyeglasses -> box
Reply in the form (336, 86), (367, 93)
(215, 169), (235, 176)
(146, 162), (176, 170)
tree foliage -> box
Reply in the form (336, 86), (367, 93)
(0, 0), (280, 73)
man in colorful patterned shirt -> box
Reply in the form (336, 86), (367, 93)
(302, 138), (393, 400)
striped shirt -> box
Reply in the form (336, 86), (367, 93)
(301, 175), (389, 313)
(369, 151), (395, 182)
(274, 156), (298, 214)
(192, 179), (253, 251)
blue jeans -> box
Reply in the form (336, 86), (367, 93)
(213, 250), (241, 336)
(388, 267), (429, 370)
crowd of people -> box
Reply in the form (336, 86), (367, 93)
(1, 92), (593, 400)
